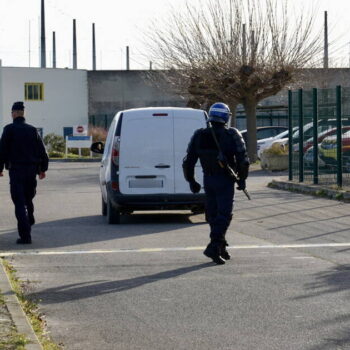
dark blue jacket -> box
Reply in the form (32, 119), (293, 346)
(0, 117), (49, 173)
(183, 123), (249, 181)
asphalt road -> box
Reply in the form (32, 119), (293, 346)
(0, 163), (349, 350)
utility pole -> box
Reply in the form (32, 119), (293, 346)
(150, 61), (153, 70)
(73, 19), (77, 69)
(126, 46), (130, 70)
(29, 21), (31, 67)
(52, 31), (56, 68)
(324, 11), (329, 69)
(92, 23), (96, 70)
(251, 30), (255, 64)
(242, 23), (247, 65)
(40, 0), (46, 68)
(229, 0), (233, 51)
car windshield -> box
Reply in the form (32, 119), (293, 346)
(274, 129), (289, 139)
(304, 128), (336, 143)
(270, 126), (298, 141)
(293, 124), (322, 139)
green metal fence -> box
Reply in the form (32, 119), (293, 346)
(289, 86), (350, 188)
(89, 114), (115, 129)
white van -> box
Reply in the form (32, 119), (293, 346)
(91, 107), (207, 224)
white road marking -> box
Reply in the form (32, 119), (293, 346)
(0, 242), (350, 257)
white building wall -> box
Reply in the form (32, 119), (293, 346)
(0, 67), (88, 136)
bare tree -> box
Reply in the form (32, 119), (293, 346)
(145, 0), (323, 161)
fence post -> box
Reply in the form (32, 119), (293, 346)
(312, 88), (319, 184)
(298, 89), (304, 182)
(288, 90), (293, 181)
(336, 85), (343, 187)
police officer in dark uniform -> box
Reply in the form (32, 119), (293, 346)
(0, 102), (49, 244)
(183, 102), (249, 264)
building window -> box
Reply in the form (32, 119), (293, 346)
(24, 83), (44, 101)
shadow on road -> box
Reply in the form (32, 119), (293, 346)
(0, 213), (206, 251)
(26, 262), (213, 304)
(294, 264), (350, 350)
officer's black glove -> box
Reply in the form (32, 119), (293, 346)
(236, 179), (246, 191)
(189, 180), (201, 194)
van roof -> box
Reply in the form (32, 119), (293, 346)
(121, 107), (205, 114)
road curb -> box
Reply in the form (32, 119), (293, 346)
(0, 259), (42, 350)
(268, 179), (350, 202)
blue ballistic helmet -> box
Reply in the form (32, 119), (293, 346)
(208, 102), (231, 124)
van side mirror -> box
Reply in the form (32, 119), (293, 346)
(91, 141), (104, 154)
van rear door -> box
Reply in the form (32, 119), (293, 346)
(119, 109), (175, 195)
(173, 109), (207, 194)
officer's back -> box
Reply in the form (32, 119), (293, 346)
(0, 101), (48, 245)
(3, 117), (43, 168)
(188, 122), (248, 177)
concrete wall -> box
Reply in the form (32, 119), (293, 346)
(0, 67), (88, 136)
(88, 70), (187, 119)
(257, 68), (350, 108)
(88, 68), (350, 123)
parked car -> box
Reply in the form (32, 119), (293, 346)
(257, 127), (298, 158)
(302, 128), (350, 168)
(293, 125), (350, 153)
(302, 127), (350, 152)
(318, 130), (350, 165)
(292, 118), (350, 150)
(91, 107), (207, 224)
(240, 126), (288, 146)
(303, 145), (326, 168)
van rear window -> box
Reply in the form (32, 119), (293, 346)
(115, 113), (123, 136)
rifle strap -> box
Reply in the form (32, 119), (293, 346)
(209, 124), (238, 179)
(209, 124), (223, 153)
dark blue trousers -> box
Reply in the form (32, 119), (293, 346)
(203, 174), (235, 242)
(9, 167), (37, 240)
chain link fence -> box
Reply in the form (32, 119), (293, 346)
(289, 86), (350, 188)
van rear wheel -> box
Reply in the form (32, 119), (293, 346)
(107, 199), (121, 224)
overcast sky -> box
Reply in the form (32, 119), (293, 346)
(1, 0), (350, 70)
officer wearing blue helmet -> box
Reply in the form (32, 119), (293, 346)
(183, 102), (249, 264)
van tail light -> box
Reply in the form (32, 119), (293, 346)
(111, 181), (119, 191)
(112, 136), (120, 166)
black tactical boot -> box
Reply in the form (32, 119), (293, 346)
(203, 241), (225, 265)
(16, 237), (32, 244)
(221, 241), (231, 260)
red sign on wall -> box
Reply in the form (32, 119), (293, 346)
(73, 125), (88, 136)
